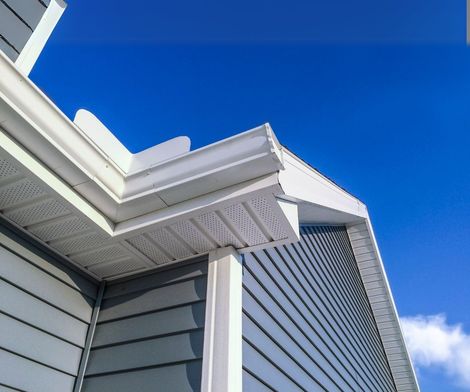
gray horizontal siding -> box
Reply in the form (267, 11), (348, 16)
(3, 0), (46, 29)
(0, 245), (94, 322)
(242, 225), (396, 392)
(0, 221), (98, 392)
(0, 0), (47, 61)
(82, 258), (208, 392)
(0, 349), (75, 392)
(82, 361), (203, 392)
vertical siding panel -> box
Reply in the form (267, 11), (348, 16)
(242, 225), (396, 392)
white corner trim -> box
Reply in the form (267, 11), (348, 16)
(276, 198), (299, 240)
(201, 247), (242, 392)
(347, 219), (420, 392)
(15, 0), (67, 76)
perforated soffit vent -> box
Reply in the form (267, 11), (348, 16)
(0, 154), (298, 280)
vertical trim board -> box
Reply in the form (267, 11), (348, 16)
(201, 247), (242, 392)
(347, 220), (420, 392)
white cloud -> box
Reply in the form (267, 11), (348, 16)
(401, 314), (470, 389)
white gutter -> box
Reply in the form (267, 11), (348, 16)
(0, 51), (283, 222)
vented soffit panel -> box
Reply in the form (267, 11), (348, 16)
(0, 135), (300, 280)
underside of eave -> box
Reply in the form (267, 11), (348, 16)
(0, 134), (300, 280)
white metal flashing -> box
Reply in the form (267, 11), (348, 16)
(0, 53), (284, 221)
(74, 109), (191, 175)
(201, 247), (242, 392)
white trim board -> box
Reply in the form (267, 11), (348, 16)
(347, 220), (420, 392)
(201, 247), (242, 392)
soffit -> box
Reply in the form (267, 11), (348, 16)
(0, 149), (297, 280)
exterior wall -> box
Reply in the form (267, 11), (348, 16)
(0, 0), (48, 61)
(242, 225), (396, 391)
(82, 257), (208, 392)
(0, 220), (99, 392)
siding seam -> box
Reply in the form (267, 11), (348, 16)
(74, 281), (106, 392)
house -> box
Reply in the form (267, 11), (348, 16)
(0, 2), (420, 391)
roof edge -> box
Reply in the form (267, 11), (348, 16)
(0, 53), (283, 221)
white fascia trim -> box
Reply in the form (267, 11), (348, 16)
(347, 218), (420, 392)
(15, 0), (67, 76)
(201, 247), (242, 392)
(113, 173), (283, 238)
(0, 54), (283, 222)
(279, 149), (368, 220)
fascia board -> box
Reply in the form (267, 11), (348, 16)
(279, 149), (368, 220)
(347, 217), (420, 392)
(112, 173), (283, 239)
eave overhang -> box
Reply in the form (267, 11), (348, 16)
(0, 51), (299, 281)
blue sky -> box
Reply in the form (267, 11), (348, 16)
(31, 1), (468, 390)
